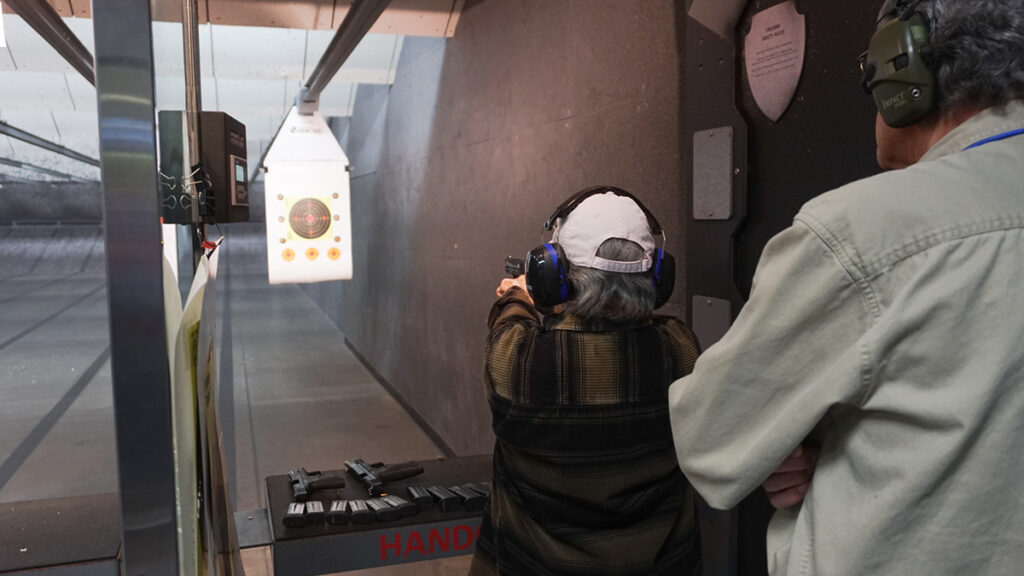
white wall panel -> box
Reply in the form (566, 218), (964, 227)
(4, 16), (73, 73)
(0, 110), (61, 140)
(216, 77), (291, 115)
(303, 32), (398, 85)
(202, 75), (218, 110)
(0, 47), (16, 71)
(211, 24), (306, 80)
(62, 17), (93, 49)
(0, 16), (92, 74)
(318, 82), (355, 117)
(51, 109), (98, 144)
(0, 71), (74, 109)
(155, 76), (186, 110)
(64, 71), (95, 111)
(152, 21), (214, 77)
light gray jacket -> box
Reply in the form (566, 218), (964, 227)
(670, 101), (1024, 575)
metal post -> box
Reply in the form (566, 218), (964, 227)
(92, 1), (179, 575)
(182, 0), (205, 270)
(0, 121), (101, 167)
(4, 0), (95, 85)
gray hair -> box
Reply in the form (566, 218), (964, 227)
(565, 238), (655, 324)
(877, 0), (1024, 113)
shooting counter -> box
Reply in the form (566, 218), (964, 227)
(0, 456), (488, 576)
(256, 455), (491, 576)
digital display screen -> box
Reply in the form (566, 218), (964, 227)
(235, 163), (245, 183)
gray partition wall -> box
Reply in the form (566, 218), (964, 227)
(302, 0), (688, 456)
(684, 1), (881, 575)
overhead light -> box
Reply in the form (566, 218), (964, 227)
(0, 11), (6, 49)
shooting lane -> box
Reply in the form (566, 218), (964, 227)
(685, 0), (878, 574)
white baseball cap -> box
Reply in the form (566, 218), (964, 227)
(551, 192), (657, 273)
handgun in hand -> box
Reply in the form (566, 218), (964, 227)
(505, 256), (525, 278)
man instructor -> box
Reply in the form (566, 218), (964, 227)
(670, 1), (1024, 574)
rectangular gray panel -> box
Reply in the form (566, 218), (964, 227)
(692, 295), (733, 350)
(693, 127), (734, 220)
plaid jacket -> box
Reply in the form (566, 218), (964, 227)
(470, 287), (703, 576)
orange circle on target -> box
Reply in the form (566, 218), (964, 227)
(306, 247), (319, 260)
(328, 247), (341, 260)
(282, 249), (295, 262)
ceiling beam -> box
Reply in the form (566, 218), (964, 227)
(0, 156), (96, 182)
(0, 120), (101, 167)
(4, 0), (95, 85)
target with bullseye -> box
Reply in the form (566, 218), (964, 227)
(263, 106), (352, 284)
(287, 197), (333, 240)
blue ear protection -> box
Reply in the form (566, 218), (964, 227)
(525, 243), (570, 308)
(525, 186), (675, 309)
(651, 247), (675, 309)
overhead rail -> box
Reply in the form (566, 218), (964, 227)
(0, 156), (96, 182)
(253, 0), (389, 182)
(296, 0), (391, 114)
(4, 0), (95, 85)
(0, 173), (37, 184)
(0, 121), (101, 167)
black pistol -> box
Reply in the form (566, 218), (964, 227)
(505, 256), (525, 278)
(289, 467), (346, 502)
(345, 459), (424, 497)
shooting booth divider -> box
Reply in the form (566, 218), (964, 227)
(683, 1), (879, 575)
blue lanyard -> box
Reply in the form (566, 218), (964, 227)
(964, 127), (1024, 150)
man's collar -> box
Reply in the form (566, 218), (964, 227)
(921, 100), (1024, 163)
(547, 313), (651, 333)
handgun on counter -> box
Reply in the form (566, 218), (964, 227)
(345, 458), (424, 497)
(289, 467), (346, 502)
(505, 256), (525, 278)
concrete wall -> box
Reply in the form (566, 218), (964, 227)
(303, 0), (686, 455)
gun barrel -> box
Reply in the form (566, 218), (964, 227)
(505, 256), (525, 278)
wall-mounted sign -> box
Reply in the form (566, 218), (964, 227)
(744, 1), (806, 122)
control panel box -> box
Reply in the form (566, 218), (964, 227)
(201, 111), (249, 224)
(264, 106), (352, 284)
(157, 110), (249, 224)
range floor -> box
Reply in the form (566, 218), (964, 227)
(0, 224), (472, 575)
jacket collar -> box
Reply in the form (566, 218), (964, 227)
(546, 313), (651, 333)
(921, 100), (1024, 163)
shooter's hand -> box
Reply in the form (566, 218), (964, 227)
(496, 275), (531, 303)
